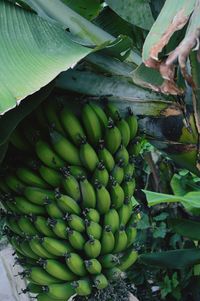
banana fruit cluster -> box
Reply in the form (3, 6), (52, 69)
(1, 100), (139, 301)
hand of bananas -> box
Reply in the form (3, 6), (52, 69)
(1, 99), (139, 300)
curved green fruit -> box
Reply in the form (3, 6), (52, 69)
(85, 220), (102, 240)
(46, 283), (75, 300)
(116, 117), (131, 147)
(34, 216), (56, 238)
(82, 103), (102, 146)
(84, 237), (101, 258)
(5, 174), (25, 194)
(24, 187), (54, 205)
(39, 165), (62, 187)
(104, 267), (122, 280)
(115, 145), (129, 166)
(105, 103), (119, 121)
(80, 177), (96, 209)
(104, 119), (121, 154)
(6, 216), (23, 236)
(124, 158), (135, 177)
(118, 199), (133, 226)
(24, 282), (43, 294)
(9, 127), (30, 152)
(62, 172), (81, 201)
(48, 218), (68, 239)
(29, 238), (56, 259)
(79, 139), (99, 172)
(43, 259), (77, 281)
(94, 273), (109, 290)
(104, 209), (120, 233)
(111, 160), (125, 184)
(85, 259), (102, 275)
(109, 179), (124, 209)
(66, 214), (85, 233)
(28, 267), (61, 285)
(15, 196), (45, 215)
(92, 161), (109, 187)
(20, 241), (39, 260)
(83, 208), (100, 223)
(117, 249), (138, 271)
(44, 99), (65, 135)
(65, 253), (87, 277)
(42, 237), (73, 256)
(55, 192), (81, 215)
(98, 141), (115, 172)
(95, 182), (111, 214)
(72, 278), (92, 296)
(37, 293), (63, 301)
(121, 176), (136, 200)
(67, 228), (85, 250)
(50, 130), (81, 166)
(89, 102), (108, 131)
(17, 216), (39, 236)
(126, 225), (137, 247)
(16, 167), (49, 189)
(126, 108), (138, 140)
(101, 226), (115, 255)
(99, 254), (120, 268)
(46, 199), (64, 219)
(113, 226), (128, 253)
(67, 165), (87, 179)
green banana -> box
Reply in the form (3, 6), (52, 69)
(61, 171), (81, 201)
(65, 252), (87, 277)
(111, 160), (125, 184)
(37, 293), (63, 301)
(55, 191), (81, 215)
(95, 181), (111, 214)
(83, 208), (100, 223)
(67, 228), (85, 250)
(109, 178), (124, 209)
(39, 165), (62, 187)
(126, 225), (137, 247)
(128, 139), (142, 156)
(101, 226), (115, 255)
(85, 219), (102, 240)
(45, 199), (64, 219)
(15, 196), (45, 215)
(124, 157), (135, 177)
(16, 167), (49, 189)
(23, 282), (43, 294)
(42, 259), (77, 281)
(24, 187), (54, 205)
(42, 237), (73, 256)
(2, 197), (21, 214)
(99, 254), (120, 268)
(45, 283), (75, 300)
(17, 216), (39, 236)
(84, 236), (101, 258)
(118, 199), (133, 226)
(60, 107), (85, 145)
(33, 216), (56, 238)
(92, 161), (109, 186)
(104, 267), (122, 280)
(105, 103), (119, 121)
(29, 238), (56, 259)
(20, 240), (39, 260)
(6, 216), (23, 236)
(72, 278), (92, 296)
(9, 127), (31, 152)
(121, 176), (136, 200)
(82, 103), (102, 146)
(48, 218), (68, 239)
(5, 174), (25, 194)
(85, 259), (102, 275)
(104, 118), (121, 154)
(44, 99), (65, 135)
(98, 140), (115, 172)
(117, 249), (138, 271)
(79, 176), (96, 209)
(94, 273), (109, 290)
(67, 165), (87, 179)
(104, 209), (120, 233)
(115, 145), (129, 166)
(28, 267), (61, 285)
(89, 102), (108, 131)
(35, 140), (65, 170)
(10, 237), (26, 256)
(79, 139), (99, 172)
(50, 130), (81, 166)
(126, 107), (138, 139)
(113, 225), (128, 253)
(66, 214), (85, 233)
(116, 116), (131, 147)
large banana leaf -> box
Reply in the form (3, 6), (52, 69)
(0, 0), (91, 115)
(169, 218), (200, 241)
(62, 0), (102, 20)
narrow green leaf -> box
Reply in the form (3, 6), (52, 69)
(140, 249), (200, 269)
(169, 218), (200, 241)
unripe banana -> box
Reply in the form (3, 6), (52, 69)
(39, 165), (62, 187)
(65, 253), (87, 277)
(118, 199), (133, 226)
(111, 160), (125, 184)
(9, 127), (31, 152)
(85, 259), (102, 275)
(24, 187), (54, 205)
(3, 196), (21, 214)
(105, 103), (119, 121)
(67, 228), (86, 250)
(92, 161), (109, 187)
(17, 216), (39, 236)
(36, 292), (62, 301)
(85, 219), (102, 240)
(6, 216), (23, 236)
(83, 208), (100, 224)
(99, 254), (120, 269)
(61, 171), (80, 201)
(44, 283), (75, 300)
(82, 103), (102, 146)
(84, 236), (101, 258)
(5, 174), (25, 194)
(45, 199), (64, 219)
(126, 225), (137, 247)
(113, 225), (128, 253)
(89, 102), (108, 131)
(67, 165), (87, 179)
(42, 237), (73, 256)
(104, 267), (122, 280)
(93, 273), (109, 290)
(35, 140), (65, 170)
(10, 237), (25, 256)
(23, 282), (43, 294)
(95, 181), (111, 214)
(117, 249), (138, 271)
(115, 145), (129, 166)
(55, 189), (81, 215)
(98, 140), (115, 172)
(128, 139), (142, 156)
(44, 99), (65, 135)
(16, 167), (49, 189)
(15, 196), (46, 215)
(109, 178), (124, 209)
(60, 107), (86, 145)
(72, 278), (92, 296)
(104, 209), (120, 233)
(33, 216), (56, 238)
(29, 238), (56, 258)
(42, 259), (77, 281)
(79, 176), (96, 209)
(101, 226), (115, 255)
(104, 118), (121, 154)
(48, 218), (68, 239)
(79, 139), (99, 172)
(116, 116), (131, 147)
(20, 240), (40, 260)
(28, 267), (61, 285)
(121, 176), (136, 200)
(66, 214), (85, 233)
(126, 107), (138, 139)
(50, 130), (81, 166)
(124, 157), (135, 177)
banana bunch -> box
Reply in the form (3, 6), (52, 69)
(2, 100), (139, 300)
